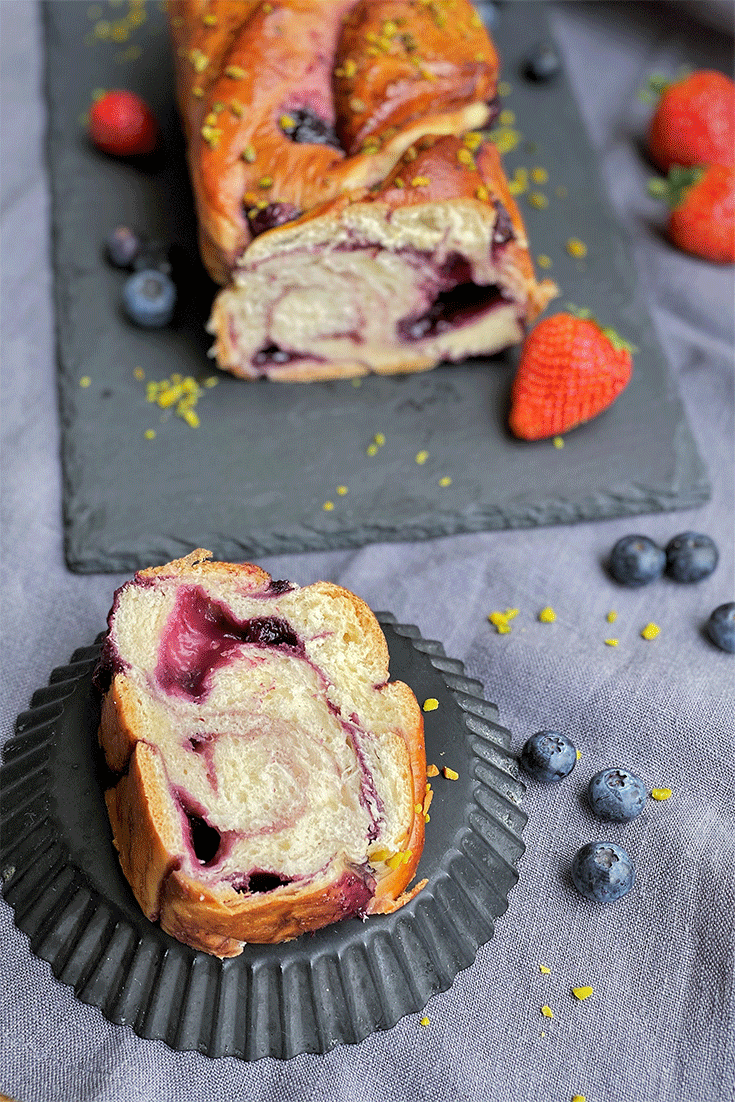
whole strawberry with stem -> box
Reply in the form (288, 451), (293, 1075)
(649, 165), (735, 263)
(647, 70), (735, 172)
(88, 90), (158, 157)
(509, 310), (634, 441)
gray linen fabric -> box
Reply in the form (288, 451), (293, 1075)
(1, 3), (733, 1100)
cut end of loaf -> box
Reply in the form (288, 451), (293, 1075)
(96, 551), (426, 954)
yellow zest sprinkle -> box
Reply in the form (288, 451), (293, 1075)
(405, 146), (418, 162)
(605, 638), (619, 647)
(443, 767), (459, 781)
(336, 485), (348, 496)
(651, 787), (672, 801)
(225, 65), (246, 79)
(541, 1005), (554, 1019)
(349, 97), (366, 113)
(566, 238), (588, 258)
(499, 109), (516, 125)
(439, 476), (452, 487)
(370, 848), (391, 862)
(204, 111), (219, 127)
(423, 698), (439, 712)
(242, 145), (256, 163)
(415, 450), (429, 464)
(572, 986), (594, 1001)
(607, 610), (618, 623)
(343, 58), (357, 78)
(228, 99), (244, 117)
(133, 366), (145, 381)
(262, 2), (273, 12)
(539, 964), (551, 974)
(410, 176), (431, 188)
(144, 374), (213, 427)
(476, 184), (489, 201)
(528, 191), (549, 209)
(79, 376), (91, 388)
(508, 180), (524, 196)
(420, 1016), (430, 1027)
(387, 849), (413, 870)
(181, 408), (200, 429)
(372, 432), (385, 446)
(537, 254), (552, 269)
(457, 147), (475, 167)
(414, 803), (423, 813)
(203, 12), (217, 25)
(367, 443), (378, 456)
(488, 608), (519, 634)
(424, 813), (430, 823)
(464, 132), (483, 151)
(192, 87), (204, 99)
(144, 429), (156, 440)
(427, 764), (440, 778)
(258, 175), (273, 188)
(538, 607), (556, 623)
(393, 176), (405, 188)
(488, 127), (521, 154)
(497, 80), (512, 96)
(576, 749), (582, 760)
(201, 125), (222, 148)
(474, 52), (486, 62)
(531, 167), (549, 184)
(470, 11), (482, 27)
(641, 622), (660, 640)
(189, 48), (209, 73)
(323, 501), (334, 512)
(279, 113), (295, 130)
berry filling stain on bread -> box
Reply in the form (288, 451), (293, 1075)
(95, 550), (427, 956)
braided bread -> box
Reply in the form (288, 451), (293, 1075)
(96, 551), (427, 956)
(170, 0), (556, 380)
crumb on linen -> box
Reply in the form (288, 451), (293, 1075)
(144, 429), (156, 440)
(367, 443), (378, 456)
(420, 1016), (430, 1027)
(651, 787), (672, 801)
(439, 475), (452, 487)
(539, 964), (551, 974)
(605, 638), (619, 647)
(607, 610), (618, 623)
(572, 986), (594, 1001)
(488, 608), (519, 634)
(552, 436), (564, 449)
(423, 698), (439, 712)
(641, 622), (660, 640)
(415, 450), (429, 465)
(323, 501), (334, 512)
(566, 238), (588, 258)
(374, 432), (386, 446)
(537, 254), (552, 269)
(541, 1005), (554, 1019)
(538, 607), (556, 623)
(79, 376), (91, 388)
(427, 764), (440, 778)
(336, 485), (348, 496)
(531, 167), (549, 184)
(576, 749), (582, 760)
(442, 766), (459, 781)
(572, 1096), (587, 1102)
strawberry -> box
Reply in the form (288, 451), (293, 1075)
(509, 311), (634, 441)
(88, 91), (158, 157)
(656, 164), (735, 263)
(647, 70), (735, 172)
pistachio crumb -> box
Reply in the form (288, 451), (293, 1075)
(641, 622), (660, 640)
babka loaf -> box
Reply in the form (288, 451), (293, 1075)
(95, 550), (427, 956)
(169, 0), (557, 380)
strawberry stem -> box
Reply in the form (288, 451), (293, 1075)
(648, 165), (704, 208)
(563, 305), (637, 354)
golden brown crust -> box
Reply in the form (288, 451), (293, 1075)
(168, 0), (499, 282)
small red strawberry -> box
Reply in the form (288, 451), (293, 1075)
(509, 311), (634, 441)
(651, 164), (735, 264)
(88, 90), (158, 157)
(647, 70), (735, 172)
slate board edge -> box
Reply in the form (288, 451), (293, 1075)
(0, 620), (526, 1060)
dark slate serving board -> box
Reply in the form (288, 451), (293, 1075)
(45, 0), (709, 574)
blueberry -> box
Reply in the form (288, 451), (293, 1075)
(588, 769), (647, 822)
(524, 42), (561, 82)
(571, 841), (635, 903)
(609, 534), (666, 586)
(706, 602), (735, 653)
(122, 269), (176, 328)
(520, 730), (577, 782)
(106, 225), (143, 268)
(665, 531), (719, 583)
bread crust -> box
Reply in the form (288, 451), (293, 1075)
(98, 551), (427, 955)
